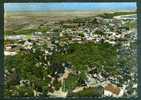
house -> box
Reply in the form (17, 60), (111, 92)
(103, 82), (126, 97)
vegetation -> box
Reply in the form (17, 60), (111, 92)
(67, 86), (104, 97)
(125, 21), (137, 29)
(5, 29), (36, 35)
(52, 42), (119, 76)
(99, 11), (136, 19)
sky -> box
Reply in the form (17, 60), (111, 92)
(4, 3), (136, 12)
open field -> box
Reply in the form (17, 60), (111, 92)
(5, 11), (105, 32)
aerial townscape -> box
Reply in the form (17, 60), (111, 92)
(4, 3), (137, 98)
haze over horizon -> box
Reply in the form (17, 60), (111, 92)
(4, 3), (136, 12)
